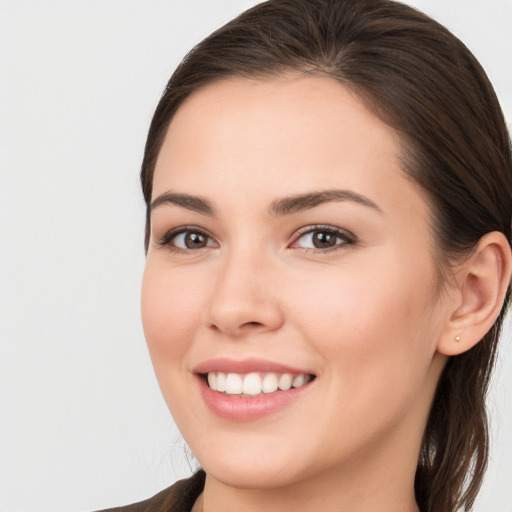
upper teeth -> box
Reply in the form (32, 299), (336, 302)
(207, 372), (310, 396)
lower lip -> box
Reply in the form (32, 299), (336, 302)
(197, 376), (313, 421)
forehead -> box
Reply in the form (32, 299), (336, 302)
(153, 75), (428, 224)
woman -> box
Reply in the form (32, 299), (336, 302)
(103, 0), (512, 510)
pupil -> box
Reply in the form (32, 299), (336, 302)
(313, 231), (335, 248)
(185, 232), (206, 248)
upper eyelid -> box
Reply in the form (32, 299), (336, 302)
(156, 225), (215, 246)
(288, 226), (358, 253)
(291, 224), (356, 241)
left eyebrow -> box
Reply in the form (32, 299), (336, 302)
(269, 189), (384, 216)
(150, 191), (216, 216)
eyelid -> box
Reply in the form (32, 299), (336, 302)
(289, 224), (357, 250)
(156, 225), (218, 251)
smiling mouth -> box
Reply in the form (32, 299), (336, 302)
(203, 371), (315, 396)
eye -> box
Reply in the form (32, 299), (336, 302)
(291, 226), (356, 251)
(157, 227), (218, 251)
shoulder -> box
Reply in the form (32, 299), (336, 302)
(93, 470), (206, 512)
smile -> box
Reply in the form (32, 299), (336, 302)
(206, 371), (313, 396)
(194, 358), (317, 420)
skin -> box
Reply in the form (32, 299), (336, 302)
(141, 75), (469, 512)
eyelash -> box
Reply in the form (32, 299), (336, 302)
(290, 225), (357, 252)
(156, 226), (215, 253)
(156, 225), (357, 254)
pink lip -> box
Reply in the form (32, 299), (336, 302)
(193, 358), (316, 422)
(197, 377), (313, 421)
(193, 357), (313, 375)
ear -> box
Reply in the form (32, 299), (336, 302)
(437, 231), (512, 356)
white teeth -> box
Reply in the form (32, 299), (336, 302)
(207, 372), (217, 390)
(225, 373), (243, 395)
(216, 372), (227, 392)
(262, 373), (278, 393)
(206, 371), (311, 395)
(242, 372), (262, 396)
(292, 374), (306, 388)
(278, 373), (292, 391)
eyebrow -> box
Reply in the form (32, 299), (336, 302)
(150, 189), (383, 217)
(150, 192), (215, 216)
(268, 189), (383, 216)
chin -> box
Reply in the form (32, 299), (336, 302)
(201, 456), (304, 490)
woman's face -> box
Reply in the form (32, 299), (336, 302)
(142, 76), (449, 490)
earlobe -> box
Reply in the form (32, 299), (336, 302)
(437, 232), (512, 356)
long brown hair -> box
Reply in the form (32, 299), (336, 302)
(140, 1), (512, 510)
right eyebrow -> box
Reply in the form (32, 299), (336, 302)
(269, 189), (383, 216)
(150, 191), (216, 216)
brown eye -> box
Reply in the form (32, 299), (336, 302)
(311, 231), (338, 249)
(160, 229), (217, 251)
(183, 232), (208, 248)
(292, 226), (355, 251)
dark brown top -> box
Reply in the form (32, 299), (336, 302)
(95, 470), (205, 512)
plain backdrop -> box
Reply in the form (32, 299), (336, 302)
(1, 1), (511, 511)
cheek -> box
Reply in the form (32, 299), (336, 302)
(293, 269), (440, 456)
(141, 261), (206, 371)
(286, 256), (439, 390)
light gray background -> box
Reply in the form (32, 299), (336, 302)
(1, 1), (511, 511)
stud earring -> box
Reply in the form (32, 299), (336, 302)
(455, 336), (461, 342)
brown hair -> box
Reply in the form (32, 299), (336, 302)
(140, 1), (512, 510)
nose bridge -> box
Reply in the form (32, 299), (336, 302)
(204, 242), (283, 335)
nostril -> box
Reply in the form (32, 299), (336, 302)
(208, 320), (265, 334)
(243, 321), (264, 328)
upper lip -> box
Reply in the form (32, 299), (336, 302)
(193, 357), (315, 376)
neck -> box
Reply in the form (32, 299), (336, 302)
(201, 471), (419, 512)
(200, 436), (421, 512)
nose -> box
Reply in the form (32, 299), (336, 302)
(203, 248), (284, 337)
